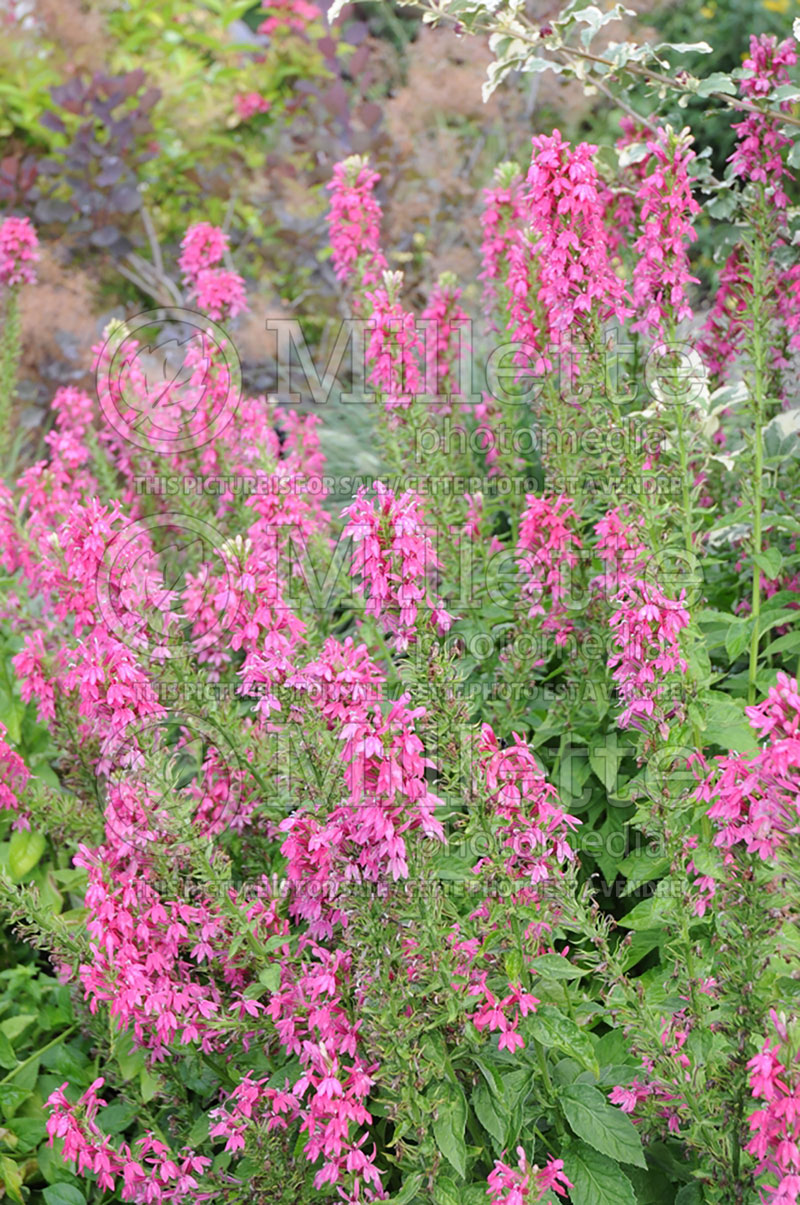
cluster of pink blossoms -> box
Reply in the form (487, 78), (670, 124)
(233, 91), (271, 120)
(631, 128), (700, 339)
(730, 35), (797, 207)
(695, 671), (800, 864)
(0, 723), (30, 828)
(0, 214), (39, 288)
(364, 275), (424, 414)
(326, 156), (388, 290)
(516, 493), (582, 645)
(487, 1146), (571, 1204)
(479, 163), (525, 324)
(505, 131), (630, 374)
(342, 481), (451, 650)
(178, 222), (247, 322)
(420, 273), (470, 407)
(47, 1078), (211, 1203)
(747, 1011), (800, 1204)
(607, 579), (691, 737)
(258, 0), (318, 36)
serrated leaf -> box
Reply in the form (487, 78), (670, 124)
(562, 1139), (637, 1205)
(431, 1082), (468, 1180)
(560, 1084), (646, 1167)
(388, 1173), (424, 1205)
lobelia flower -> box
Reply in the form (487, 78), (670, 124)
(234, 91), (271, 120)
(364, 271), (424, 416)
(631, 127), (700, 340)
(487, 1146), (571, 1203)
(509, 130), (631, 379)
(516, 493), (582, 646)
(258, 0), (319, 36)
(607, 579), (691, 738)
(178, 223), (247, 322)
(729, 35), (797, 208)
(326, 155), (388, 291)
(479, 161), (525, 326)
(342, 480), (451, 650)
(0, 215), (39, 287)
(420, 272), (470, 409)
(746, 1010), (800, 1204)
(694, 671), (800, 862)
(0, 723), (30, 829)
(47, 1077), (212, 1202)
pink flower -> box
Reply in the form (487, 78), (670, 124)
(234, 92), (271, 120)
(178, 222), (228, 277)
(607, 578), (690, 738)
(326, 156), (388, 290)
(342, 481), (451, 650)
(0, 216), (39, 287)
(631, 128), (700, 339)
(516, 493), (582, 645)
(730, 35), (797, 207)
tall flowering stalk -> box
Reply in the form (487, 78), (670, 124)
(179, 222), (247, 322)
(631, 126), (700, 556)
(0, 216), (38, 463)
(342, 481), (451, 651)
(326, 155), (388, 296)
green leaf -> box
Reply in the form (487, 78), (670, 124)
(0, 1085), (28, 1120)
(560, 1084), (646, 1167)
(675, 1186), (704, 1204)
(472, 1082), (506, 1149)
(388, 1173), (424, 1205)
(562, 1139), (637, 1205)
(433, 1176), (461, 1205)
(8, 830), (46, 881)
(589, 743), (621, 794)
(754, 548), (783, 580)
(43, 1186), (88, 1205)
(258, 964), (281, 993)
(523, 1006), (599, 1075)
(140, 1067), (161, 1103)
(1, 1155), (23, 1204)
(431, 1082), (468, 1180)
(695, 71), (736, 97)
(0, 1016), (36, 1044)
(725, 619), (752, 661)
(0, 1033), (17, 1070)
(530, 954), (585, 980)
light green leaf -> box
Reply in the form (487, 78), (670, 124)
(8, 830), (46, 881)
(258, 964), (281, 993)
(695, 71), (736, 98)
(531, 954), (585, 980)
(754, 548), (783, 580)
(725, 618), (752, 661)
(472, 1082), (506, 1150)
